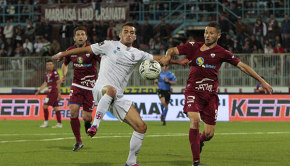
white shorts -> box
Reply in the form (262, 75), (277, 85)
(92, 84), (133, 121)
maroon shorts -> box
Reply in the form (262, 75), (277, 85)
(45, 92), (59, 107)
(183, 90), (219, 125)
(69, 86), (94, 112)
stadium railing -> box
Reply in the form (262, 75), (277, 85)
(0, 53), (289, 88)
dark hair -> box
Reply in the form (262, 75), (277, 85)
(207, 22), (221, 34)
(73, 26), (87, 36)
(46, 59), (53, 63)
(121, 22), (136, 33)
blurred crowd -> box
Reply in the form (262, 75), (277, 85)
(0, 0), (289, 61)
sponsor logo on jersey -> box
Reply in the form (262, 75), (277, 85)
(196, 57), (205, 68)
(113, 50), (117, 54)
(77, 57), (83, 63)
(196, 57), (216, 69)
(210, 53), (215, 58)
(117, 47), (120, 51)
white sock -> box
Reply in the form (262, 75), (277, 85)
(92, 94), (113, 127)
(126, 131), (145, 165)
(44, 121), (48, 125)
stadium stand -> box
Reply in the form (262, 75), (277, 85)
(0, 0), (289, 89)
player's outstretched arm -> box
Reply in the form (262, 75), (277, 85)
(61, 63), (68, 83)
(236, 62), (273, 94)
(52, 46), (93, 60)
(35, 81), (47, 95)
(160, 47), (179, 66)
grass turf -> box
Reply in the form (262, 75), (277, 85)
(0, 120), (289, 166)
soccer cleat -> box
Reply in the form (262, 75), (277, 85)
(192, 161), (200, 166)
(160, 114), (164, 122)
(52, 123), (63, 128)
(73, 142), (84, 151)
(200, 141), (204, 153)
(162, 121), (166, 126)
(125, 163), (140, 166)
(87, 125), (97, 137)
(84, 121), (91, 134)
(40, 123), (48, 128)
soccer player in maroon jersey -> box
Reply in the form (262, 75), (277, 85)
(35, 59), (62, 128)
(61, 26), (101, 151)
(160, 22), (273, 166)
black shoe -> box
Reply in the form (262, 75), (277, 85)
(200, 141), (204, 153)
(84, 121), (91, 134)
(73, 142), (84, 151)
(192, 161), (200, 166)
(162, 121), (166, 126)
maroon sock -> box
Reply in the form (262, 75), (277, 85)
(189, 128), (200, 162)
(44, 109), (49, 120)
(55, 111), (61, 123)
(200, 131), (211, 142)
(70, 117), (81, 143)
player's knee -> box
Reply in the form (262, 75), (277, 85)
(190, 120), (200, 129)
(103, 86), (117, 97)
(205, 131), (214, 141)
(136, 123), (147, 134)
(69, 105), (79, 118)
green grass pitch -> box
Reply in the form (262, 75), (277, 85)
(0, 120), (289, 166)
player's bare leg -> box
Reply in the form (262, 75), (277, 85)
(124, 105), (147, 166)
(188, 112), (201, 166)
(69, 104), (83, 151)
(40, 104), (49, 128)
(83, 111), (92, 133)
(52, 106), (62, 128)
(200, 123), (215, 153)
(88, 85), (116, 137)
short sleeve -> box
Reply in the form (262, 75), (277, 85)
(222, 50), (240, 66)
(64, 56), (71, 65)
(177, 42), (197, 59)
(169, 72), (177, 82)
(140, 50), (153, 61)
(90, 40), (109, 56)
(54, 71), (59, 80)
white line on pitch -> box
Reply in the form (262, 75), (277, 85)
(0, 131), (289, 143)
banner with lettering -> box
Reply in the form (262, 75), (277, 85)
(0, 94), (229, 121)
(42, 3), (129, 22)
(229, 95), (290, 121)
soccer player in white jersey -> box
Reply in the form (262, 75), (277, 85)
(53, 22), (182, 166)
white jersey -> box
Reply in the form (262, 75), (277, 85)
(91, 40), (153, 96)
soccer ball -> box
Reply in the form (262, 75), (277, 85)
(139, 59), (161, 80)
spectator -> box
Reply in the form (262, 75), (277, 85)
(281, 14), (290, 48)
(59, 20), (70, 50)
(273, 43), (285, 53)
(223, 34), (234, 50)
(41, 37), (51, 56)
(96, 21), (107, 42)
(233, 38), (243, 53)
(264, 43), (274, 54)
(242, 41), (252, 53)
(0, 25), (4, 39)
(249, 35), (262, 50)
(43, 20), (52, 41)
(0, 38), (5, 49)
(141, 19), (153, 45)
(132, 18), (141, 47)
(5, 38), (14, 50)
(3, 19), (14, 39)
(253, 17), (267, 46)
(34, 38), (43, 56)
(267, 14), (280, 42)
(219, 14), (230, 33)
(255, 76), (266, 93)
(11, 42), (24, 70)
(14, 24), (24, 44)
(23, 38), (33, 53)
(24, 19), (36, 41)
(106, 22), (116, 40)
(235, 16), (247, 43)
(34, 20), (44, 41)
(49, 39), (61, 55)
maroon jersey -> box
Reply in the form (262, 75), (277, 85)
(177, 42), (240, 93)
(64, 43), (101, 90)
(45, 69), (59, 95)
